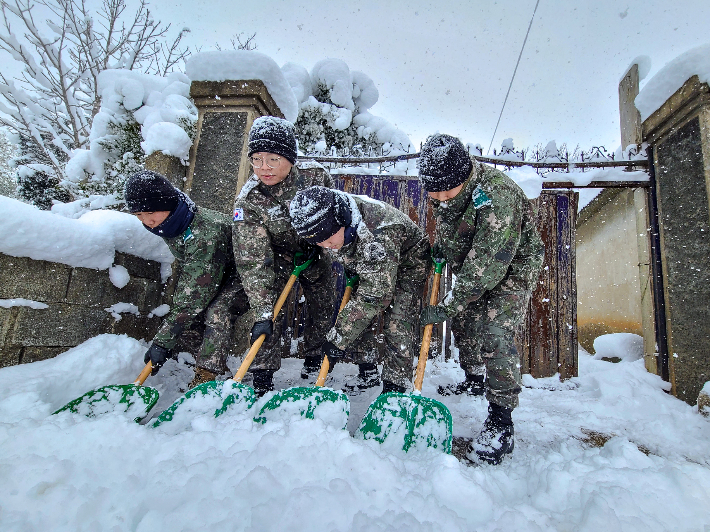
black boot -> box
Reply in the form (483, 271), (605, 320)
(469, 402), (514, 465)
(380, 380), (406, 395)
(252, 369), (274, 397)
(438, 373), (485, 397)
(344, 363), (380, 395)
(300, 355), (321, 379)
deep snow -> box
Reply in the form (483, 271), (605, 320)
(1, 333), (708, 531)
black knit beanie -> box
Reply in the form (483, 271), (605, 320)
(248, 116), (298, 165)
(124, 170), (180, 213)
(418, 134), (473, 192)
(289, 186), (352, 244)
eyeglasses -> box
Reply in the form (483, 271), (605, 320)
(249, 155), (282, 169)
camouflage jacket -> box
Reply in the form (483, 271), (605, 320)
(326, 195), (430, 349)
(232, 161), (333, 320)
(432, 160), (544, 317)
(153, 207), (236, 349)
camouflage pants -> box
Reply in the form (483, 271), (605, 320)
(196, 274), (250, 374)
(451, 280), (531, 410)
(346, 285), (422, 389)
(252, 253), (337, 371)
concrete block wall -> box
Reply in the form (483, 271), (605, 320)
(0, 251), (167, 367)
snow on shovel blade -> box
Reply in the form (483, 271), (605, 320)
(53, 384), (159, 423)
(253, 387), (350, 429)
(151, 380), (256, 429)
(356, 392), (453, 454)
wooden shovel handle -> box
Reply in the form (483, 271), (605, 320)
(413, 270), (442, 392)
(233, 273), (299, 383)
(134, 362), (153, 385)
(315, 284), (355, 387)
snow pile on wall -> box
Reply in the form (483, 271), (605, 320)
(186, 50), (298, 122)
(65, 70), (197, 184)
(0, 195), (173, 273)
(635, 42), (710, 121)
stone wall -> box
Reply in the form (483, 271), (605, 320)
(0, 251), (167, 367)
(642, 76), (710, 404)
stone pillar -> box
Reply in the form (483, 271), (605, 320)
(144, 151), (188, 190)
(186, 80), (284, 214)
(642, 76), (710, 404)
(619, 64), (643, 150)
(619, 64), (656, 374)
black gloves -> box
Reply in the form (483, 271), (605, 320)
(144, 344), (172, 375)
(321, 341), (346, 362)
(431, 244), (445, 261)
(295, 243), (320, 266)
(250, 320), (274, 344)
(419, 305), (450, 326)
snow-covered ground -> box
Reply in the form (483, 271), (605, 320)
(1, 334), (708, 531)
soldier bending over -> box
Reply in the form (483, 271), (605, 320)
(125, 170), (249, 388)
(289, 186), (430, 395)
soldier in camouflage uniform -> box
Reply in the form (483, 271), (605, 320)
(418, 134), (544, 465)
(289, 186), (430, 394)
(232, 117), (337, 396)
(125, 170), (249, 388)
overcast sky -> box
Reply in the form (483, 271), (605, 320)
(162, 0), (709, 153)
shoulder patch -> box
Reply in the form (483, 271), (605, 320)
(233, 208), (244, 222)
(472, 185), (492, 209)
(182, 227), (194, 243)
(362, 241), (386, 262)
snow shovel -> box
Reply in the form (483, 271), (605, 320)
(356, 259), (453, 453)
(53, 362), (160, 423)
(252, 273), (358, 428)
(151, 253), (316, 428)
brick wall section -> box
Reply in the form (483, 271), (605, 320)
(0, 251), (168, 367)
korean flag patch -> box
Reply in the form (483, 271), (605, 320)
(233, 208), (244, 222)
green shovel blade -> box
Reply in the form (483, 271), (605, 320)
(356, 392), (453, 453)
(53, 384), (159, 423)
(152, 380), (256, 428)
(253, 387), (350, 429)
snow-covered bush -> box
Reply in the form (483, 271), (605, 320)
(63, 70), (197, 202)
(285, 58), (412, 157)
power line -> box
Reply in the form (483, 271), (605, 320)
(487, 0), (541, 155)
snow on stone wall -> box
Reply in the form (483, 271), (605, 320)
(635, 42), (710, 121)
(186, 50), (299, 122)
(0, 196), (172, 272)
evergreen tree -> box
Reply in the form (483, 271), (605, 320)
(16, 134), (70, 209)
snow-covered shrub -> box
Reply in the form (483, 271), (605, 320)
(63, 70), (197, 206)
(285, 58), (412, 157)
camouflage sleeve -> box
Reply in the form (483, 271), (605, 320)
(232, 205), (277, 320)
(328, 232), (399, 349)
(439, 194), (524, 318)
(153, 227), (227, 349)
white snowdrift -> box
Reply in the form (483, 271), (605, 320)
(0, 334), (708, 531)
